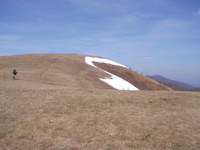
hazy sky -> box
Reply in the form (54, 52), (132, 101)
(0, 0), (200, 86)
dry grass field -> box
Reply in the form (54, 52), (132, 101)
(1, 54), (200, 150)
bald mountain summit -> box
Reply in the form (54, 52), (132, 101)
(0, 53), (172, 91)
(2, 53), (200, 150)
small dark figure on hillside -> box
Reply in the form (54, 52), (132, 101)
(13, 69), (17, 80)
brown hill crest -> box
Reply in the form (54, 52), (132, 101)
(0, 53), (172, 91)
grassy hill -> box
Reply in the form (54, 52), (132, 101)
(1, 54), (200, 150)
(0, 53), (108, 90)
(0, 53), (172, 91)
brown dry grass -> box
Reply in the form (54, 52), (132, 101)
(0, 53), (171, 91)
(94, 62), (173, 91)
(1, 86), (200, 150)
(0, 54), (114, 90)
(1, 54), (200, 150)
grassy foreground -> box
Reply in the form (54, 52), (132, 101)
(0, 84), (200, 150)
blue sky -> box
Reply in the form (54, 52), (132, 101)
(0, 0), (200, 86)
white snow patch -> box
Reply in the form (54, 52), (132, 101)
(85, 56), (127, 68)
(85, 56), (139, 91)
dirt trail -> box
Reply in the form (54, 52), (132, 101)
(38, 55), (62, 79)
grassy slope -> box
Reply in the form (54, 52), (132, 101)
(1, 54), (200, 149)
(0, 53), (172, 91)
(1, 85), (200, 150)
(0, 53), (112, 90)
(94, 63), (172, 91)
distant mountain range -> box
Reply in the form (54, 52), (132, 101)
(147, 75), (200, 92)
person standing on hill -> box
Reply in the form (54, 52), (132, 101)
(13, 69), (17, 80)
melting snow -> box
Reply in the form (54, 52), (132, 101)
(85, 56), (127, 68)
(85, 56), (139, 91)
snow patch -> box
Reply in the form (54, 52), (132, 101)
(85, 56), (127, 68)
(85, 56), (139, 91)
